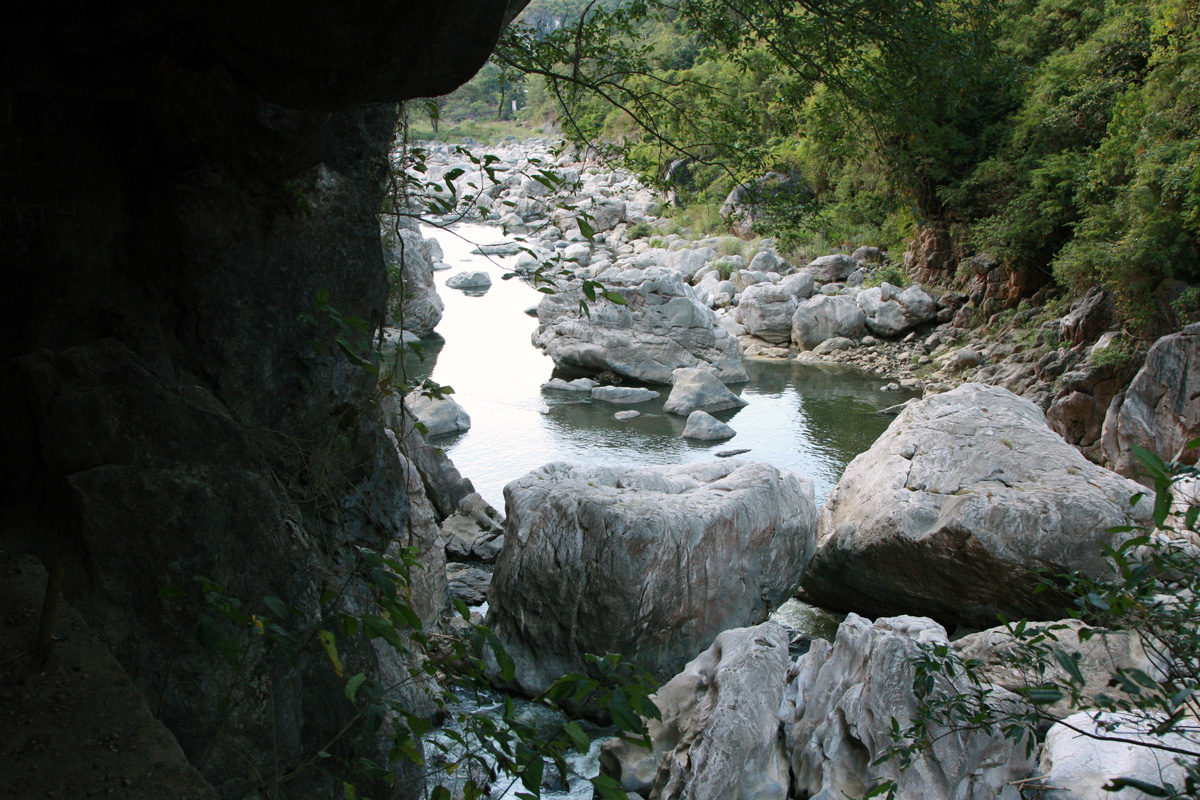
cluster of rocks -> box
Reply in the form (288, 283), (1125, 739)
(403, 140), (1200, 799)
(480, 384), (1174, 799)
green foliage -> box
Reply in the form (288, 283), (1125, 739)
(864, 264), (911, 289)
(165, 545), (657, 799)
(879, 444), (1200, 797)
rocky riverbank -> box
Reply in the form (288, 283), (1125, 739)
(386, 135), (1200, 800)
(404, 136), (1199, 481)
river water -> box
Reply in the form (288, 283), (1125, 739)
(404, 223), (915, 512)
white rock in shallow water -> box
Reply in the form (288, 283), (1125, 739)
(682, 409), (736, 440)
(664, 367), (748, 416)
(533, 267), (747, 384)
(541, 377), (597, 393)
(405, 393), (471, 437)
(486, 460), (817, 694)
(445, 270), (492, 289)
(614, 410), (640, 421)
(591, 386), (660, 404)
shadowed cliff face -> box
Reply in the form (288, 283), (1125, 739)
(0, 3), (523, 797)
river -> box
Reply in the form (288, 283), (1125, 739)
(402, 222), (916, 513)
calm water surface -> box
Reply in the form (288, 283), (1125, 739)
(408, 223), (916, 511)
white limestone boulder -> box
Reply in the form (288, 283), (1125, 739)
(783, 614), (1036, 800)
(486, 460), (817, 694)
(802, 384), (1153, 628)
(532, 268), (748, 385)
(663, 367), (748, 416)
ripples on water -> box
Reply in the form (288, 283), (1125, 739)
(406, 223), (917, 512)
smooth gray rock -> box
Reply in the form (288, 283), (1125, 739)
(1103, 322), (1200, 481)
(1039, 712), (1191, 800)
(802, 384), (1152, 627)
(682, 410), (736, 440)
(783, 614), (1035, 800)
(852, 245), (885, 264)
(749, 249), (786, 274)
(614, 410), (641, 421)
(600, 623), (791, 800)
(445, 270), (492, 290)
(533, 267), (748, 384)
(812, 336), (855, 355)
(446, 564), (491, 606)
(405, 393), (471, 437)
(857, 282), (937, 337)
(563, 241), (592, 266)
(736, 283), (799, 345)
(791, 294), (867, 350)
(542, 377), (598, 393)
(663, 367), (748, 416)
(591, 385), (660, 404)
(780, 271), (815, 300)
(670, 248), (712, 282)
(801, 253), (857, 282)
(486, 460), (818, 694)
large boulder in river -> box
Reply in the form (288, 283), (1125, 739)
(600, 622), (792, 800)
(735, 283), (799, 345)
(664, 367), (748, 416)
(486, 460), (818, 695)
(791, 294), (867, 351)
(1103, 322), (1200, 480)
(802, 384), (1151, 628)
(856, 282), (937, 337)
(532, 268), (748, 384)
(783, 614), (1035, 800)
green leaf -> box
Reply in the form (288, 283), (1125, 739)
(521, 757), (545, 794)
(602, 291), (626, 305)
(1105, 777), (1171, 796)
(453, 598), (472, 620)
(264, 595), (288, 619)
(563, 721), (590, 753)
(1021, 686), (1064, 705)
(319, 629), (344, 678)
(1052, 650), (1085, 685)
(431, 787), (451, 800)
(157, 584), (185, 599)
(345, 672), (367, 703)
(591, 774), (629, 800)
(578, 216), (596, 240)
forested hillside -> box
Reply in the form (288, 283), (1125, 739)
(429, 0), (1199, 334)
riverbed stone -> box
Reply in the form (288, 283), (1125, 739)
(446, 564), (491, 607)
(783, 614), (1035, 800)
(736, 283), (800, 345)
(664, 367), (749, 416)
(682, 410), (736, 440)
(791, 294), (867, 350)
(405, 393), (471, 437)
(533, 267), (748, 384)
(542, 377), (597, 392)
(856, 282), (938, 337)
(802, 383), (1152, 628)
(446, 270), (492, 290)
(780, 271), (815, 300)
(384, 223), (444, 337)
(591, 385), (660, 404)
(801, 253), (857, 282)
(486, 460), (818, 695)
(599, 622), (791, 800)
(614, 410), (640, 421)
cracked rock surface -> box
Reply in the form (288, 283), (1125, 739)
(802, 383), (1151, 627)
